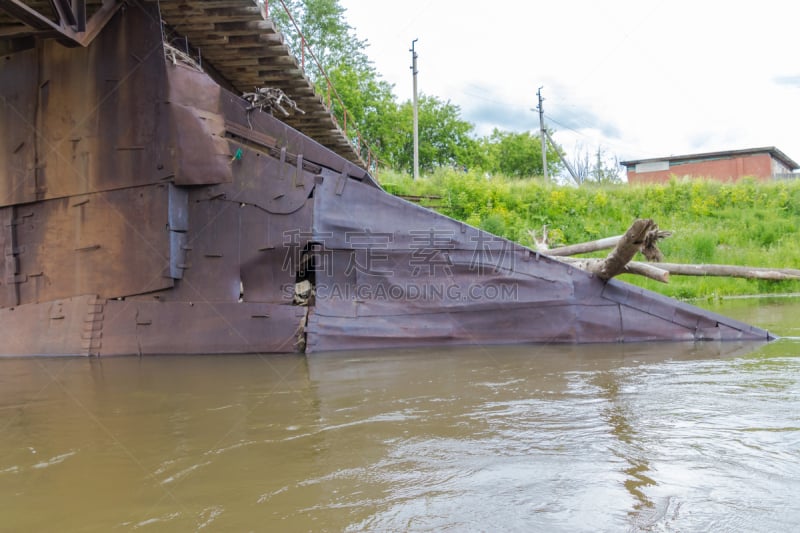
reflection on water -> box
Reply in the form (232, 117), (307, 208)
(1, 299), (800, 531)
(698, 294), (800, 338)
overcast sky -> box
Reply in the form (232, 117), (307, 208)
(338, 0), (800, 166)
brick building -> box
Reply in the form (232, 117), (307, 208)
(620, 146), (799, 184)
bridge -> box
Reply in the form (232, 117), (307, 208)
(0, 0), (772, 356)
(0, 0), (367, 167)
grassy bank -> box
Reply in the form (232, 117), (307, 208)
(378, 169), (800, 300)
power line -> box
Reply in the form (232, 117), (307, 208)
(544, 112), (637, 154)
(543, 113), (585, 137)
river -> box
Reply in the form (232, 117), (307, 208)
(1, 297), (799, 532)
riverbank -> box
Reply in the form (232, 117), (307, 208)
(379, 169), (800, 300)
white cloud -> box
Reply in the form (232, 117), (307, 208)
(339, 0), (800, 164)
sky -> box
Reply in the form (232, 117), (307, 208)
(337, 0), (800, 169)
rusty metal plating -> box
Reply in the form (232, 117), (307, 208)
(0, 1), (774, 355)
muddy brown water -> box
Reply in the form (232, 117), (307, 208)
(1, 297), (799, 532)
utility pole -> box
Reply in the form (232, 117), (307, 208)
(595, 147), (603, 182)
(544, 129), (580, 184)
(410, 39), (419, 180)
(537, 86), (548, 182)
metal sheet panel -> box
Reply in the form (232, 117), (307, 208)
(0, 3), (172, 208)
(0, 205), (17, 307)
(601, 279), (755, 333)
(0, 296), (305, 356)
(617, 305), (698, 343)
(313, 250), (576, 318)
(239, 199), (313, 304)
(229, 140), (316, 215)
(99, 300), (305, 355)
(151, 187), (242, 302)
(129, 149), (316, 304)
(170, 103), (233, 185)
(13, 184), (173, 304)
(0, 294), (102, 356)
(168, 184), (189, 279)
(169, 230), (188, 279)
(313, 249), (357, 313)
(45, 4), (170, 195)
(0, 47), (37, 206)
(307, 302), (627, 353)
(145, 186), (314, 304)
(165, 62), (233, 186)
(220, 92), (378, 187)
(165, 61), (222, 114)
(306, 170), (774, 352)
(168, 184), (189, 232)
(307, 174), (592, 350)
(313, 171), (509, 250)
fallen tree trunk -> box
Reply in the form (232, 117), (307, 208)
(559, 256), (670, 284)
(586, 219), (656, 280)
(544, 227), (672, 259)
(553, 219), (660, 281)
(559, 259), (800, 284)
(544, 236), (622, 257)
(544, 218), (800, 284)
(644, 262), (800, 280)
(625, 261), (671, 283)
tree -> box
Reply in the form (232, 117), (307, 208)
(566, 143), (592, 185)
(566, 144), (623, 185)
(591, 148), (623, 184)
(479, 129), (562, 178)
(268, 0), (362, 85)
(389, 95), (478, 173)
(264, 1), (483, 173)
(267, 0), (400, 164)
(264, 0), (566, 178)
(324, 62), (400, 163)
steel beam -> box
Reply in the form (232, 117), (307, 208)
(0, 0), (120, 46)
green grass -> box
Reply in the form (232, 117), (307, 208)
(377, 169), (800, 300)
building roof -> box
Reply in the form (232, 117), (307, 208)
(620, 146), (800, 171)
